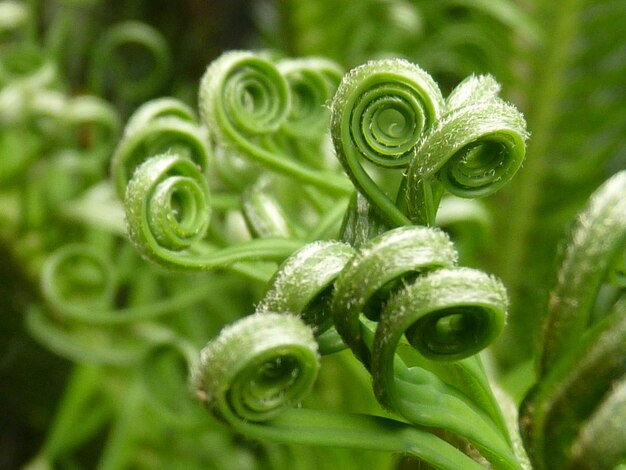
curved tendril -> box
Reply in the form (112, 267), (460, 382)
(405, 77), (527, 225)
(194, 312), (320, 422)
(330, 58), (445, 226)
(39, 244), (213, 325)
(125, 153), (303, 271)
(520, 171), (626, 470)
(538, 170), (626, 376)
(125, 152), (211, 256)
(111, 97), (210, 198)
(123, 97), (196, 136)
(257, 241), (355, 354)
(332, 226), (458, 365)
(40, 244), (115, 317)
(375, 267), (508, 365)
(328, 226), (514, 467)
(198, 50), (351, 194)
(194, 312), (485, 470)
(277, 57), (343, 139)
(89, 21), (171, 103)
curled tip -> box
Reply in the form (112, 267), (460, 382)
(278, 57), (344, 139)
(40, 244), (115, 319)
(381, 267), (507, 362)
(371, 267), (508, 430)
(332, 226), (458, 364)
(331, 58), (444, 169)
(111, 98), (211, 198)
(124, 152), (211, 267)
(199, 50), (290, 138)
(444, 74), (502, 111)
(194, 312), (319, 422)
(89, 21), (171, 102)
(329, 58), (446, 226)
(408, 97), (527, 205)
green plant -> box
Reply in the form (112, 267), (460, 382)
(1, 1), (625, 469)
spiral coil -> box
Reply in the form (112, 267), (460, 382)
(194, 224), (521, 468)
(330, 59), (527, 227)
(198, 50), (351, 194)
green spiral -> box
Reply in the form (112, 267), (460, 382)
(197, 226), (517, 468)
(39, 243), (214, 325)
(330, 58), (445, 226)
(0, 43), (57, 88)
(198, 50), (351, 194)
(124, 152), (303, 273)
(200, 50), (290, 138)
(111, 97), (210, 198)
(328, 226), (518, 468)
(332, 226), (454, 362)
(520, 170), (626, 470)
(89, 21), (170, 103)
(125, 152), (211, 257)
(40, 244), (115, 320)
(278, 57), (343, 139)
(405, 75), (527, 224)
(193, 312), (489, 470)
(195, 312), (320, 422)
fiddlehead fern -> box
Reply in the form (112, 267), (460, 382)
(193, 312), (488, 470)
(332, 226), (457, 363)
(519, 170), (626, 470)
(330, 61), (527, 227)
(194, 312), (320, 423)
(111, 97), (210, 198)
(405, 75), (528, 225)
(198, 50), (351, 194)
(247, 224), (519, 468)
(330, 58), (445, 227)
(124, 151), (302, 274)
(331, 226), (518, 468)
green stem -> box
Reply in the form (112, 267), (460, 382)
(97, 375), (144, 470)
